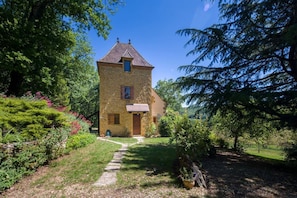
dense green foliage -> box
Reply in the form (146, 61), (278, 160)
(0, 0), (118, 124)
(0, 127), (69, 192)
(66, 34), (100, 126)
(0, 97), (67, 142)
(0, 97), (94, 192)
(66, 133), (96, 150)
(177, 0), (297, 129)
(0, 0), (120, 96)
(158, 109), (179, 137)
(284, 143), (297, 161)
(170, 114), (213, 160)
(145, 123), (158, 138)
(154, 79), (184, 113)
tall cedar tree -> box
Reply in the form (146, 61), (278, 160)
(177, 0), (297, 128)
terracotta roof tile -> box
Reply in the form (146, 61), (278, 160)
(99, 42), (153, 67)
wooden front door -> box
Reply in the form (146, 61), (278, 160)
(133, 114), (141, 135)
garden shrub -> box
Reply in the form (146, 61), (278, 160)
(0, 95), (94, 192)
(64, 112), (92, 135)
(0, 97), (67, 142)
(158, 109), (179, 137)
(0, 143), (46, 192)
(216, 138), (229, 149)
(0, 127), (70, 193)
(284, 143), (297, 161)
(66, 133), (96, 150)
(170, 114), (213, 160)
(158, 118), (172, 137)
(145, 123), (158, 137)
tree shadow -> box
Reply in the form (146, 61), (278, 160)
(202, 149), (297, 197)
(121, 143), (179, 185)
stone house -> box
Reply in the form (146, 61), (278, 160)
(97, 40), (166, 136)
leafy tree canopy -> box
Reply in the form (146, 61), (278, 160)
(154, 79), (184, 113)
(177, 0), (297, 129)
(67, 33), (99, 126)
(0, 0), (120, 97)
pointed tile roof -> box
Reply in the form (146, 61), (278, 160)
(98, 42), (153, 67)
(122, 49), (133, 59)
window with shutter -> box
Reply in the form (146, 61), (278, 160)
(108, 114), (120, 124)
(121, 86), (134, 99)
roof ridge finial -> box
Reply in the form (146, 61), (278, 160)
(117, 37), (119, 43)
(128, 39), (131, 44)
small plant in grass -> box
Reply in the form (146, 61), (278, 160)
(179, 166), (195, 189)
(179, 166), (193, 181)
(66, 133), (96, 150)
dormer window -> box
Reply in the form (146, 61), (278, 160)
(124, 60), (131, 72)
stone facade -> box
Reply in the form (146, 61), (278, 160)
(97, 41), (164, 137)
(151, 89), (166, 130)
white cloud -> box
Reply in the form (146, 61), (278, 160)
(204, 3), (211, 12)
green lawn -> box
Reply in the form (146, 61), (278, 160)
(109, 137), (138, 144)
(244, 144), (285, 161)
(32, 140), (121, 188)
(143, 137), (170, 144)
(31, 137), (173, 190)
(117, 137), (178, 188)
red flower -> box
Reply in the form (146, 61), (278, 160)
(70, 120), (81, 135)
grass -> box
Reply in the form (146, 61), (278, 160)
(109, 137), (138, 144)
(143, 137), (170, 144)
(32, 140), (121, 188)
(5, 137), (296, 197)
(244, 144), (285, 161)
(117, 137), (178, 188)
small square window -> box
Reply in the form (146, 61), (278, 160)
(124, 60), (131, 72)
(108, 114), (120, 124)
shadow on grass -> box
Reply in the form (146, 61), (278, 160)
(121, 143), (179, 187)
(202, 148), (297, 198)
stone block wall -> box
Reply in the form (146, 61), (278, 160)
(98, 62), (153, 136)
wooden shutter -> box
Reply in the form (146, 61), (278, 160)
(108, 114), (113, 124)
(121, 85), (124, 99)
(130, 86), (134, 99)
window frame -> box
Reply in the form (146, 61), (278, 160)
(124, 60), (131, 72)
(108, 114), (120, 125)
(121, 85), (134, 100)
(124, 86), (131, 99)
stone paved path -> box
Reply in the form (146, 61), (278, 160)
(93, 136), (144, 186)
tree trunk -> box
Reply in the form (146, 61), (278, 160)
(233, 134), (239, 151)
(6, 71), (24, 96)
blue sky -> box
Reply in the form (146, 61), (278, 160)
(88, 0), (220, 87)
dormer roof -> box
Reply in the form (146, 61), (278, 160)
(98, 42), (153, 67)
(122, 49), (133, 59)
